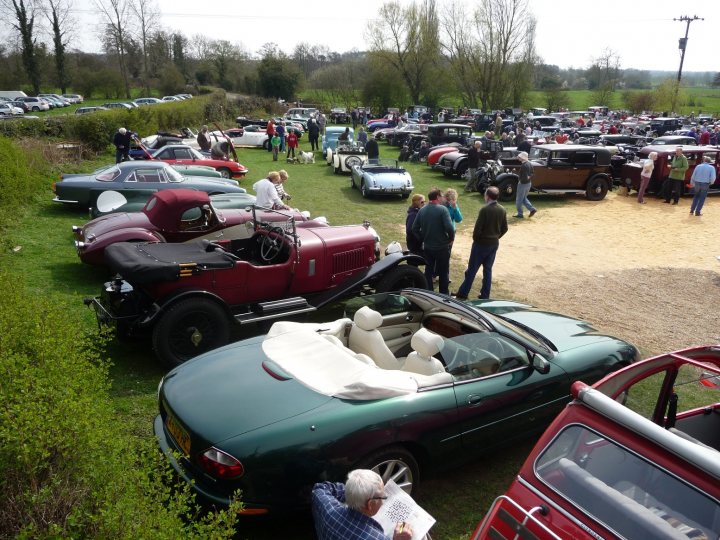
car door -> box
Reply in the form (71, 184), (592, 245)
(536, 150), (576, 189)
(445, 332), (571, 452)
(169, 147), (196, 166)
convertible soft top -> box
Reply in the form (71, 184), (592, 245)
(105, 241), (235, 284)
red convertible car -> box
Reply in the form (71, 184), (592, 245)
(472, 345), (720, 540)
(73, 189), (323, 266)
(139, 144), (248, 179)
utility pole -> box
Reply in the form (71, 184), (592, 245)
(671, 15), (703, 114)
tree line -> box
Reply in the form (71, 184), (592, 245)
(1, 0), (717, 112)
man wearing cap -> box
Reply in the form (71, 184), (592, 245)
(464, 140), (482, 192)
(514, 151), (537, 218)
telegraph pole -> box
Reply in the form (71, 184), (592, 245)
(672, 15), (703, 113)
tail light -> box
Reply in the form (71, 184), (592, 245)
(197, 447), (244, 479)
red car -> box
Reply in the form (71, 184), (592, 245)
(145, 144), (248, 179)
(86, 206), (426, 367)
(73, 189), (321, 266)
(427, 143), (464, 166)
(472, 345), (720, 540)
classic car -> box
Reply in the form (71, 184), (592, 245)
(322, 126), (354, 158)
(488, 144), (614, 202)
(649, 135), (698, 146)
(433, 140), (520, 179)
(52, 161), (245, 208)
(152, 289), (638, 514)
(649, 117), (682, 136)
(597, 134), (649, 147)
(215, 126), (269, 149)
(386, 124), (427, 147)
(143, 145), (248, 179)
(619, 145), (720, 195)
(330, 106), (349, 124)
(472, 345), (720, 540)
(350, 159), (414, 198)
(73, 189), (322, 266)
(426, 143), (464, 166)
(331, 141), (368, 173)
(86, 210), (425, 366)
(367, 115), (398, 132)
(128, 132), (190, 159)
(87, 187), (249, 218)
(425, 123), (474, 146)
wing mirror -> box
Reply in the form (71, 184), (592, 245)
(531, 352), (551, 374)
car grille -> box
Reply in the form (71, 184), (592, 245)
(332, 248), (366, 275)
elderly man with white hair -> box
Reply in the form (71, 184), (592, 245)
(312, 469), (414, 540)
(514, 151), (537, 218)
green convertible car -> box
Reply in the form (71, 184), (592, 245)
(155, 289), (638, 514)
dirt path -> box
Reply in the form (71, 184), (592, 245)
(450, 192), (720, 357)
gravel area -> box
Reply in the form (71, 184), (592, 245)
(451, 191), (720, 357)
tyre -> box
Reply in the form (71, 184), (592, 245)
(455, 162), (468, 178)
(585, 175), (609, 201)
(375, 265), (427, 293)
(217, 167), (231, 179)
(497, 178), (517, 202)
(345, 155), (362, 169)
(152, 297), (231, 368)
(32, 106), (39, 112)
(262, 139), (269, 150)
(361, 182), (370, 198)
(401, 193), (409, 199)
(350, 175), (356, 189)
(356, 446), (419, 496)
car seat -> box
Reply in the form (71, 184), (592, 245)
(348, 306), (404, 370)
(403, 328), (446, 376)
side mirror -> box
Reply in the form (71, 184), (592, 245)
(531, 352), (551, 374)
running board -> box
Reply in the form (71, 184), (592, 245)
(234, 297), (316, 325)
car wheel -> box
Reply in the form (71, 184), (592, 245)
(375, 265), (428, 292)
(456, 162), (468, 178)
(326, 149), (333, 165)
(350, 175), (356, 189)
(32, 106), (39, 112)
(356, 446), (419, 496)
(217, 167), (232, 179)
(401, 193), (409, 199)
(360, 182), (370, 198)
(152, 297), (231, 368)
(262, 139), (269, 150)
(497, 178), (517, 202)
(346, 156), (362, 169)
(585, 175), (609, 201)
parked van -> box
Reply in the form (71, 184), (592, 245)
(0, 90), (28, 100)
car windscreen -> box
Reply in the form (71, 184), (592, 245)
(165, 167), (184, 183)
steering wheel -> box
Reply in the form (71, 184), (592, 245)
(259, 227), (285, 262)
(483, 336), (507, 358)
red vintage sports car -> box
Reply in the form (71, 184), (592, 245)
(472, 345), (720, 540)
(73, 189), (323, 266)
(140, 144), (248, 179)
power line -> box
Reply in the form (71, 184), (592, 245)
(671, 14), (703, 112)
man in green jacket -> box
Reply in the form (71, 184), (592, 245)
(663, 146), (689, 204)
(411, 188), (455, 294)
(454, 186), (508, 300)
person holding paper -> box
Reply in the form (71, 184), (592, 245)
(312, 469), (414, 540)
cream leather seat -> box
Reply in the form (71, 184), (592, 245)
(348, 306), (404, 370)
(403, 328), (446, 376)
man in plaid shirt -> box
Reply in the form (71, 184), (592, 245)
(312, 469), (413, 540)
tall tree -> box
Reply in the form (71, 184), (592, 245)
(257, 43), (302, 99)
(3, 0), (42, 93)
(441, 0), (537, 111)
(94, 0), (132, 98)
(130, 0), (158, 93)
(43, 0), (72, 93)
(366, 0), (440, 104)
(587, 48), (620, 107)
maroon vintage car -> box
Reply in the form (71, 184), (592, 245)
(619, 145), (720, 196)
(472, 345), (720, 540)
(72, 189), (323, 266)
(86, 206), (427, 367)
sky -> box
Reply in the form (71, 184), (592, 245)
(65, 0), (718, 73)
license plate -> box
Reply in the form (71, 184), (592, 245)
(166, 413), (191, 456)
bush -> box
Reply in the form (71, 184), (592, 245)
(0, 269), (242, 538)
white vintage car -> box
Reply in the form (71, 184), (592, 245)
(331, 141), (368, 174)
(211, 126), (269, 149)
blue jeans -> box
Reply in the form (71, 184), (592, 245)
(515, 182), (536, 216)
(423, 246), (451, 295)
(456, 243), (498, 299)
(690, 182), (711, 214)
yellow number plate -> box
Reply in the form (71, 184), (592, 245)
(166, 414), (191, 456)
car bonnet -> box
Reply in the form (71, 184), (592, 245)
(160, 338), (335, 444)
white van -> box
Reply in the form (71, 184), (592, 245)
(0, 91), (28, 100)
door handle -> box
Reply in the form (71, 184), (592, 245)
(527, 390), (545, 401)
(405, 315), (414, 321)
(467, 394), (484, 405)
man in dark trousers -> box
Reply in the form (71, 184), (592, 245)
(454, 186), (508, 300)
(308, 119), (320, 151)
(464, 140), (482, 192)
(113, 127), (129, 163)
(365, 137), (379, 162)
(411, 188), (455, 295)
